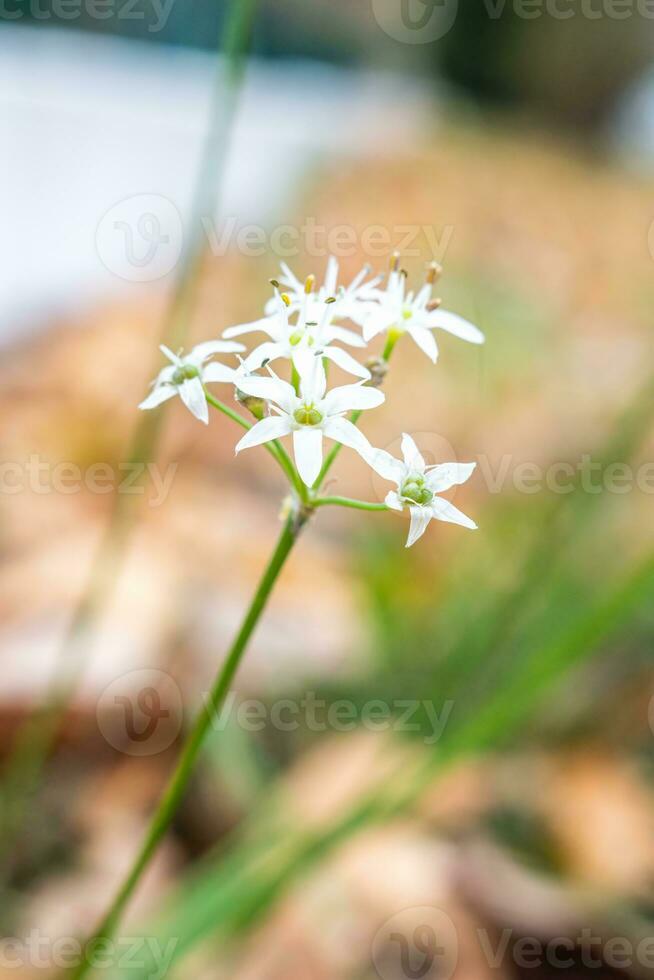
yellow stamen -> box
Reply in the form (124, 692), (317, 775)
(280, 293), (291, 308)
(304, 274), (315, 294)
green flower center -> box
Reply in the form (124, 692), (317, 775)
(401, 308), (413, 320)
(293, 404), (323, 426)
(401, 474), (433, 505)
(289, 327), (315, 347)
(172, 363), (200, 385)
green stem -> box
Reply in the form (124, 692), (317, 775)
(381, 330), (401, 362)
(204, 392), (306, 502)
(67, 514), (302, 980)
(314, 496), (387, 512)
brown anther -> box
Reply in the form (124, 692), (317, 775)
(427, 298), (442, 312)
(269, 278), (280, 289)
(400, 268), (409, 278)
(325, 296), (337, 304)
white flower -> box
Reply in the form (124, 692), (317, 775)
(224, 286), (371, 380)
(366, 433), (477, 547)
(234, 352), (385, 486)
(271, 256), (381, 324)
(362, 268), (484, 363)
(138, 341), (243, 425)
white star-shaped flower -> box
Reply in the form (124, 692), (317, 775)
(366, 433), (477, 547)
(223, 285), (370, 380)
(138, 341), (243, 425)
(271, 256), (381, 324)
(234, 352), (385, 486)
(362, 268), (484, 363)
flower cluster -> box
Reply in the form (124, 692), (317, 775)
(139, 255), (484, 546)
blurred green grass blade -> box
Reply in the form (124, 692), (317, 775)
(0, 0), (259, 886)
(121, 550), (654, 978)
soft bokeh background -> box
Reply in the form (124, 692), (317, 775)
(1, 2), (654, 978)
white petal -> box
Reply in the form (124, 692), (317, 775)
(235, 416), (292, 452)
(324, 256), (339, 295)
(364, 447), (405, 483)
(406, 506), (432, 547)
(428, 310), (484, 344)
(138, 384), (177, 410)
(159, 344), (180, 365)
(430, 496), (477, 530)
(202, 362), (238, 384)
(323, 383), (384, 415)
(179, 377), (209, 424)
(322, 416), (371, 455)
(401, 433), (425, 471)
(320, 346), (370, 380)
(296, 351), (326, 402)
(326, 325), (366, 348)
(279, 261), (302, 293)
(293, 427), (323, 486)
(153, 364), (176, 385)
(243, 342), (286, 371)
(384, 490), (403, 512)
(189, 339), (244, 363)
(362, 309), (394, 342)
(426, 462), (476, 493)
(236, 375), (296, 413)
(223, 317), (273, 340)
(407, 324), (438, 363)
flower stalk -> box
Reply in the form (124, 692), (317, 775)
(67, 512), (302, 980)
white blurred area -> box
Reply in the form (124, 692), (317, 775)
(0, 23), (433, 340)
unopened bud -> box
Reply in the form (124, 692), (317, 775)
(236, 388), (266, 421)
(365, 356), (389, 388)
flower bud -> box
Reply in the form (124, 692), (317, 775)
(365, 356), (389, 388)
(236, 388), (266, 421)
